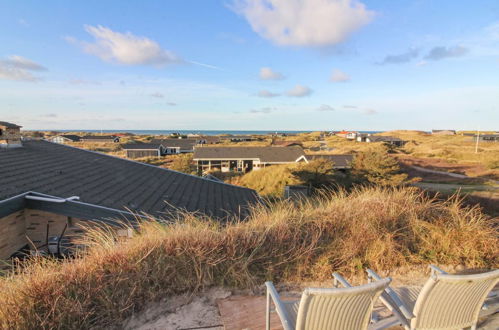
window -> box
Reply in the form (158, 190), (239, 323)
(0, 129), (3, 136)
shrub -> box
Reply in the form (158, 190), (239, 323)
(235, 164), (302, 196)
(168, 154), (196, 175)
(291, 158), (335, 189)
(352, 146), (410, 186)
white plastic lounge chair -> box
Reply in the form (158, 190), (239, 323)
(265, 273), (391, 330)
(366, 265), (499, 330)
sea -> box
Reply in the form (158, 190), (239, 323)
(44, 130), (383, 136)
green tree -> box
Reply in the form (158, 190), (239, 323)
(352, 146), (409, 186)
(169, 154), (196, 175)
(292, 158), (335, 189)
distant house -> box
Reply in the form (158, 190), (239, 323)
(220, 135), (257, 142)
(271, 132), (298, 137)
(193, 146), (307, 173)
(305, 154), (354, 169)
(356, 133), (370, 142)
(345, 132), (359, 140)
(0, 121), (22, 148)
(333, 130), (349, 138)
(122, 143), (162, 159)
(197, 136), (221, 144)
(474, 134), (499, 142)
(432, 130), (456, 135)
(151, 139), (197, 154)
(271, 140), (303, 147)
(334, 130), (357, 139)
(357, 135), (406, 146)
(50, 134), (81, 144)
(81, 135), (120, 143)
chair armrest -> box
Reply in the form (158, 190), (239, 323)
(332, 272), (353, 288)
(265, 281), (294, 330)
(429, 264), (447, 276)
(366, 268), (383, 282)
(366, 269), (415, 322)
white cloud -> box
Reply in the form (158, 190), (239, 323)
(259, 67), (284, 80)
(330, 69), (350, 82)
(69, 79), (101, 85)
(378, 48), (419, 65)
(18, 19), (29, 27)
(257, 89), (280, 97)
(0, 55), (46, 81)
(250, 107), (274, 113)
(317, 104), (335, 111)
(362, 108), (377, 115)
(424, 46), (468, 61)
(150, 92), (164, 98)
(69, 25), (182, 66)
(286, 85), (313, 97)
(233, 0), (374, 47)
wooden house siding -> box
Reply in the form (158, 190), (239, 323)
(125, 149), (161, 159)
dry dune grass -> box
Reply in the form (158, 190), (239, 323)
(233, 164), (303, 196)
(384, 131), (499, 171)
(0, 187), (497, 329)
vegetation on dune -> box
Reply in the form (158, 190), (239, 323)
(234, 163), (302, 196)
(351, 146), (412, 187)
(385, 131), (499, 171)
(235, 146), (411, 196)
(168, 153), (196, 175)
(0, 186), (497, 329)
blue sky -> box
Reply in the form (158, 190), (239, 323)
(0, 0), (498, 130)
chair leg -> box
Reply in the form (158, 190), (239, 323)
(266, 289), (271, 330)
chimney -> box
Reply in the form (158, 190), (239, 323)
(0, 121), (23, 148)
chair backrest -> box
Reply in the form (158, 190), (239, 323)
(412, 269), (499, 329)
(294, 278), (391, 330)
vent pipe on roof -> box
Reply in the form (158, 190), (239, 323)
(25, 195), (80, 203)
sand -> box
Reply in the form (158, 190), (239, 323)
(123, 288), (231, 330)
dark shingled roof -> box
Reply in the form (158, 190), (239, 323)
(199, 136), (221, 144)
(0, 121), (22, 128)
(220, 135), (255, 140)
(271, 140), (303, 147)
(151, 139), (197, 149)
(59, 134), (81, 142)
(193, 146), (305, 163)
(122, 143), (161, 150)
(368, 136), (404, 142)
(81, 135), (118, 140)
(0, 141), (259, 219)
(306, 154), (354, 168)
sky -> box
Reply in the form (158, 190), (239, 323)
(0, 0), (498, 131)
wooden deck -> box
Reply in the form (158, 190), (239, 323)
(217, 295), (285, 330)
